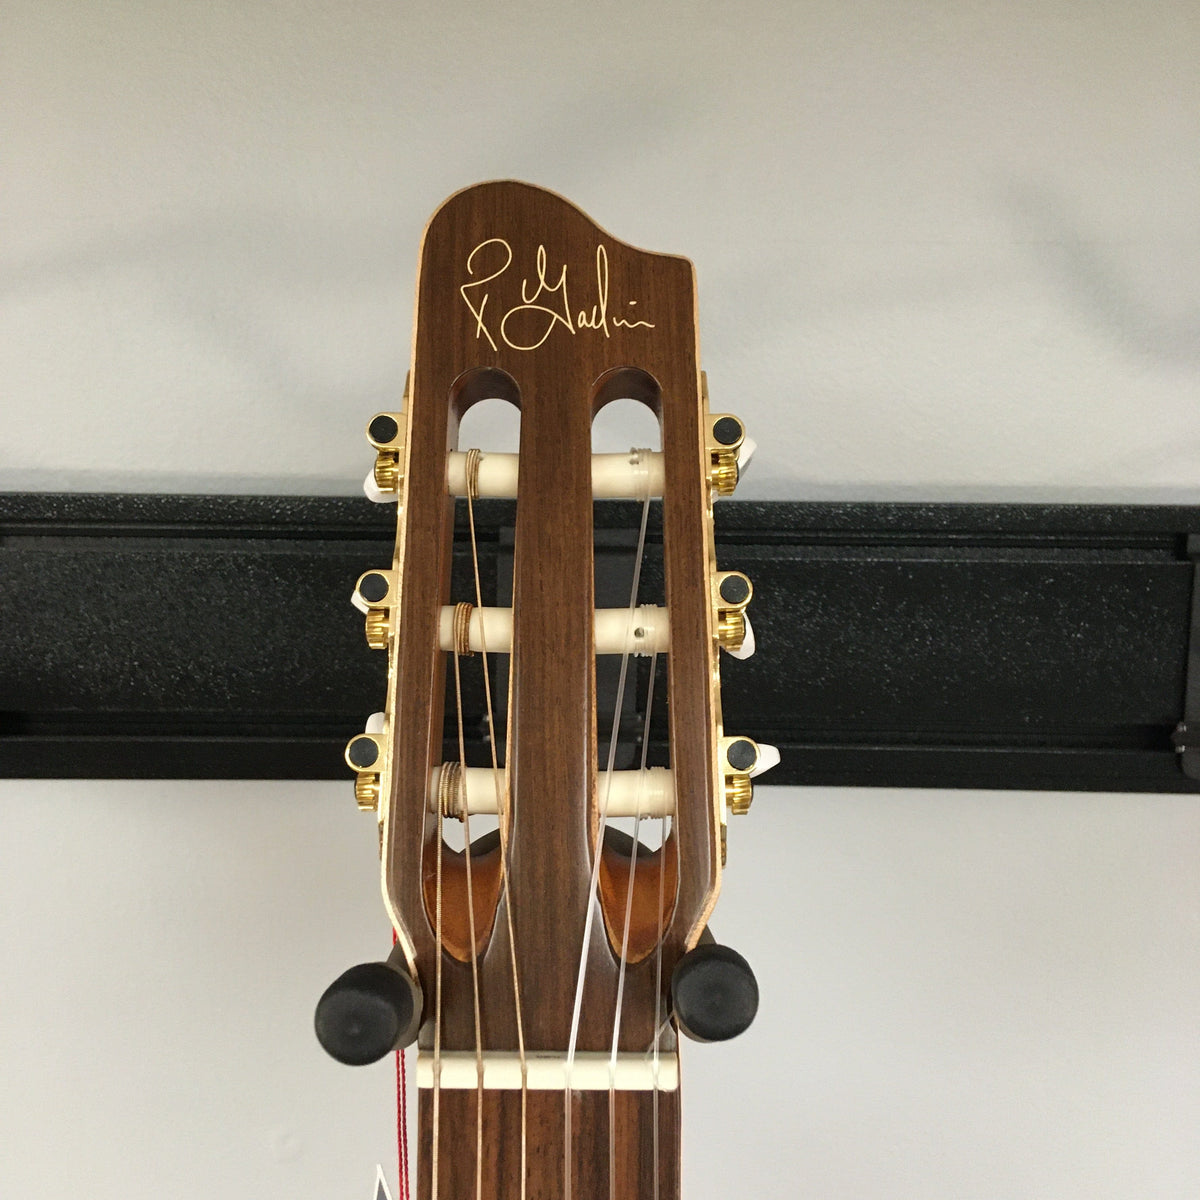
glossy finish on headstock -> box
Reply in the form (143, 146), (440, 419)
(380, 181), (724, 1198)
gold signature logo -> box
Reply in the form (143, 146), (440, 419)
(459, 239), (655, 352)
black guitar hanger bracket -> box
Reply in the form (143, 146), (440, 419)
(2, 492), (1198, 794)
(1173, 534), (1200, 782)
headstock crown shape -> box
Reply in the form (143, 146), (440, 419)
(318, 182), (775, 1200)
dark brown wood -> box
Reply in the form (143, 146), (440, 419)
(417, 1087), (680, 1200)
(383, 181), (723, 1199)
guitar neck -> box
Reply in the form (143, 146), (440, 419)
(419, 1087), (680, 1199)
(317, 179), (770, 1200)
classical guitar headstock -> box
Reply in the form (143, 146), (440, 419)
(316, 181), (776, 1199)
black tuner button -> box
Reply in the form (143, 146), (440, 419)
(358, 572), (390, 604)
(346, 736), (379, 770)
(314, 952), (423, 1066)
(368, 413), (399, 444)
(712, 416), (743, 446)
(718, 573), (751, 606)
(726, 738), (758, 773)
(671, 942), (759, 1043)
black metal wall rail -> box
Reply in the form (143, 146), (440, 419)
(2, 493), (1197, 792)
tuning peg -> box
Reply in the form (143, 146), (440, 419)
(346, 726), (388, 813)
(749, 741), (780, 778)
(671, 941), (759, 1042)
(706, 413), (745, 496)
(736, 433), (758, 475)
(718, 738), (778, 864)
(719, 736), (763, 816)
(363, 411), (406, 504)
(352, 570), (396, 650)
(315, 944), (423, 1065)
(362, 471), (393, 505)
(726, 611), (756, 660)
(714, 571), (753, 655)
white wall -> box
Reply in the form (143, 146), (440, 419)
(2, 2), (1198, 1197)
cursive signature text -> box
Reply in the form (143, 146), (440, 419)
(459, 239), (655, 352)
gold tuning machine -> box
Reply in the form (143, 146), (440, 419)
(706, 412), (745, 497)
(345, 727), (389, 814)
(353, 570), (397, 651)
(720, 736), (761, 818)
(724, 772), (753, 816)
(365, 410), (406, 498)
(714, 571), (753, 654)
(355, 773), (381, 811)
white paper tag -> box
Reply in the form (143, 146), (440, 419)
(374, 1164), (394, 1200)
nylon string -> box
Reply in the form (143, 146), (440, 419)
(452, 448), (493, 1200)
(650, 760), (674, 1200)
(464, 448), (529, 1199)
(393, 930), (411, 1200)
(608, 645), (659, 1200)
(451, 635), (485, 1200)
(432, 778), (444, 1199)
(564, 453), (653, 1200)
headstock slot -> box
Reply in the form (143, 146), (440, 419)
(420, 368), (521, 963)
(589, 372), (680, 966)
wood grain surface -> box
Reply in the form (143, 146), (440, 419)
(381, 181), (723, 1198)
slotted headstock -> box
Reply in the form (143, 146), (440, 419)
(320, 182), (772, 1199)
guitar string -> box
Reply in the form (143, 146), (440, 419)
(392, 929), (411, 1200)
(464, 448), (529, 1200)
(607, 645), (659, 1200)
(432, 777), (444, 1200)
(651, 780), (675, 1200)
(454, 447), (490, 1200)
(451, 635), (485, 1200)
(563, 459), (653, 1200)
